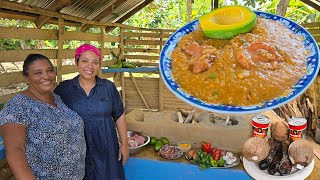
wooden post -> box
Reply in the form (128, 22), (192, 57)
(159, 30), (164, 112)
(119, 27), (126, 105)
(57, 18), (64, 83)
(159, 73), (164, 112)
(308, 83), (318, 129)
(121, 73), (126, 108)
(99, 26), (105, 77)
(159, 30), (163, 54)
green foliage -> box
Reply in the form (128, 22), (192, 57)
(0, 0), (319, 51)
(124, 0), (320, 29)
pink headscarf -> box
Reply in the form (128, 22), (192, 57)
(74, 44), (102, 62)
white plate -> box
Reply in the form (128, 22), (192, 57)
(159, 11), (320, 114)
(243, 157), (314, 180)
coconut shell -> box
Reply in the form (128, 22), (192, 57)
(242, 137), (270, 162)
(288, 139), (313, 167)
(271, 121), (289, 142)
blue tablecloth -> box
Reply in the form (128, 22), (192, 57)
(124, 158), (251, 180)
(0, 136), (4, 160)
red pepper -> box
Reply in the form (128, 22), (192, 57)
(212, 148), (221, 161)
(201, 142), (211, 154)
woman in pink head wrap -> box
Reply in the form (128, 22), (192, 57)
(54, 44), (129, 180)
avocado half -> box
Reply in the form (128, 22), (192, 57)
(199, 5), (257, 39)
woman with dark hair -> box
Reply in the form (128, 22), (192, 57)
(0, 54), (86, 179)
(54, 44), (129, 180)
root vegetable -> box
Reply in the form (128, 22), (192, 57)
(271, 121), (289, 142)
(187, 150), (196, 160)
(242, 137), (270, 162)
(260, 138), (282, 170)
(278, 143), (293, 176)
(288, 139), (313, 168)
(193, 151), (198, 161)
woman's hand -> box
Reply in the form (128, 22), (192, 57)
(0, 124), (36, 180)
(118, 143), (129, 165)
(116, 114), (129, 165)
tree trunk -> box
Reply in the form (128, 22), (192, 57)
(187, 0), (192, 22)
(276, 0), (290, 16)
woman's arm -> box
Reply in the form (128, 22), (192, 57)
(115, 114), (129, 165)
(0, 124), (36, 180)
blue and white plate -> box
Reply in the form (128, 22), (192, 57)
(159, 11), (320, 114)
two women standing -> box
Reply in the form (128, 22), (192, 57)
(0, 44), (129, 179)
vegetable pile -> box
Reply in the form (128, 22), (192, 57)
(187, 142), (237, 169)
(149, 136), (170, 152)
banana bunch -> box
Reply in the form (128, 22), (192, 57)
(108, 51), (137, 69)
(122, 61), (137, 68)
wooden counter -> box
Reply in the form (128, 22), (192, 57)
(131, 145), (320, 180)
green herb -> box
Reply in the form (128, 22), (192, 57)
(193, 150), (212, 169)
(209, 73), (217, 79)
(217, 156), (225, 167)
(240, 38), (247, 43)
(212, 91), (219, 97)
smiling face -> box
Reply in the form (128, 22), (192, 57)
(25, 59), (56, 94)
(76, 50), (100, 81)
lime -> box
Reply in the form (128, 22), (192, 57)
(159, 137), (169, 145)
(149, 137), (158, 146)
(154, 141), (164, 152)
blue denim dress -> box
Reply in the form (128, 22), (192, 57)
(54, 76), (125, 180)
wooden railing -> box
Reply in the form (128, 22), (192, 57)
(0, 20), (174, 103)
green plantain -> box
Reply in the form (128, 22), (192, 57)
(122, 61), (137, 68)
(108, 50), (122, 68)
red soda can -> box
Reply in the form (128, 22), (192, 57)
(252, 114), (270, 139)
(288, 117), (307, 142)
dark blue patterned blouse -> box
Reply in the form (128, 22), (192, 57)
(0, 93), (86, 180)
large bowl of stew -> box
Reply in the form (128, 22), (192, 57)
(159, 11), (320, 114)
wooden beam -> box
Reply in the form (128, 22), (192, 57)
(0, 10), (81, 27)
(34, 0), (76, 28)
(129, 73), (151, 111)
(300, 0), (320, 11)
(80, 0), (127, 32)
(105, 0), (154, 32)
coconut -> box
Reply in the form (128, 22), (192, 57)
(288, 139), (313, 169)
(242, 137), (270, 162)
(271, 121), (289, 142)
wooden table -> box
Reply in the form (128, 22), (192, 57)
(131, 145), (320, 180)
